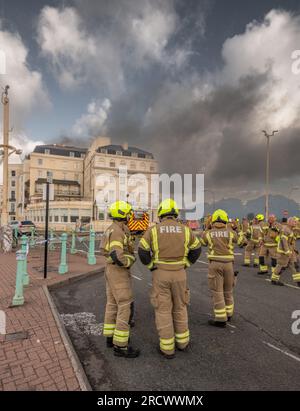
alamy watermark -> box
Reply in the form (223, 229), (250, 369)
(291, 310), (300, 335)
(0, 310), (6, 335)
(94, 166), (205, 220)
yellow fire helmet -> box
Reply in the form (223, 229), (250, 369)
(256, 213), (265, 221)
(212, 209), (229, 224)
(109, 200), (132, 220)
(157, 198), (179, 218)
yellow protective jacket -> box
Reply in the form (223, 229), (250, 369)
(100, 221), (136, 268)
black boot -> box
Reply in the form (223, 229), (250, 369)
(157, 346), (175, 359)
(253, 263), (258, 268)
(227, 316), (232, 322)
(114, 345), (140, 358)
(257, 270), (268, 275)
(242, 263), (250, 267)
(271, 280), (285, 286)
(106, 337), (114, 348)
(208, 319), (226, 328)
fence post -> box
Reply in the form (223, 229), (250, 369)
(30, 226), (35, 247)
(21, 235), (29, 286)
(12, 250), (26, 306)
(49, 229), (55, 251)
(70, 230), (76, 255)
(58, 233), (68, 274)
(88, 229), (96, 265)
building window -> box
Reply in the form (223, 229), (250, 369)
(49, 216), (52, 222)
(109, 161), (115, 168)
(101, 148), (107, 154)
(11, 203), (15, 212)
(116, 151), (122, 156)
(45, 149), (50, 155)
(70, 152), (75, 157)
(11, 180), (15, 187)
(38, 158), (43, 165)
(54, 216), (59, 222)
(11, 170), (16, 177)
(132, 152), (138, 157)
(11, 191), (15, 200)
(81, 153), (85, 158)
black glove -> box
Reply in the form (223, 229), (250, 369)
(234, 271), (239, 277)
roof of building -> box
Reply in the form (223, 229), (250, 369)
(96, 144), (154, 159)
(35, 178), (80, 186)
(33, 144), (87, 158)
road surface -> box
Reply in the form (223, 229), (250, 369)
(52, 245), (300, 391)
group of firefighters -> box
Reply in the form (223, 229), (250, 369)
(100, 199), (300, 360)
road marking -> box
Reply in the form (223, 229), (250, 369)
(263, 341), (300, 363)
(227, 323), (237, 329)
(234, 252), (242, 256)
(197, 260), (208, 265)
(265, 278), (300, 290)
(148, 282), (152, 287)
(132, 275), (142, 281)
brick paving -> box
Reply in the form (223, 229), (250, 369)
(0, 246), (105, 391)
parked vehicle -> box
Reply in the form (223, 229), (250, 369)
(19, 220), (36, 236)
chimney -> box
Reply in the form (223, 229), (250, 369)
(122, 142), (128, 150)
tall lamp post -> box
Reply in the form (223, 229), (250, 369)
(0, 85), (22, 226)
(262, 130), (278, 220)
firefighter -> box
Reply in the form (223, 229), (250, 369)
(243, 214), (264, 267)
(201, 209), (243, 327)
(257, 214), (281, 275)
(138, 199), (201, 359)
(100, 200), (140, 358)
(242, 217), (250, 234)
(271, 217), (300, 287)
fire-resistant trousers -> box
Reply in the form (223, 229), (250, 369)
(244, 241), (260, 265)
(259, 245), (277, 273)
(150, 268), (190, 355)
(208, 260), (235, 322)
(103, 264), (133, 347)
(272, 253), (300, 283)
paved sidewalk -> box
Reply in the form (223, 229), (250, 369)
(0, 248), (105, 391)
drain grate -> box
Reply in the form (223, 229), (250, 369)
(5, 331), (29, 342)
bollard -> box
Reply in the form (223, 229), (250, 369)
(12, 250), (26, 306)
(70, 230), (76, 255)
(30, 226), (35, 247)
(49, 229), (55, 251)
(21, 235), (29, 286)
(88, 229), (96, 265)
(58, 233), (68, 274)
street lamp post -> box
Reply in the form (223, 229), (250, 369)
(262, 130), (278, 220)
(1, 86), (9, 226)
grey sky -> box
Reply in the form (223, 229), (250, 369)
(0, 0), (300, 202)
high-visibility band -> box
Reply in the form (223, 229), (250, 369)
(206, 233), (214, 256)
(225, 304), (234, 311)
(200, 238), (207, 246)
(151, 227), (159, 261)
(254, 258), (259, 264)
(208, 255), (234, 261)
(175, 330), (190, 340)
(190, 237), (200, 249)
(259, 265), (268, 272)
(264, 243), (277, 247)
(114, 329), (129, 337)
(228, 232), (234, 255)
(244, 259), (250, 264)
(147, 261), (154, 269)
(184, 227), (190, 259)
(292, 273), (300, 281)
(155, 259), (186, 265)
(214, 308), (226, 313)
(140, 238), (150, 250)
(114, 335), (129, 343)
(103, 324), (116, 336)
(271, 274), (280, 281)
(215, 313), (227, 319)
(109, 241), (124, 249)
(160, 337), (175, 351)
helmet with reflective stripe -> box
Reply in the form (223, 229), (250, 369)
(212, 209), (229, 224)
(109, 201), (132, 220)
(157, 199), (179, 218)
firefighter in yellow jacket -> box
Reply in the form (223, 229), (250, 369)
(201, 209), (243, 327)
(138, 199), (201, 359)
(243, 214), (264, 267)
(271, 217), (300, 287)
(100, 201), (140, 358)
(257, 214), (281, 275)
